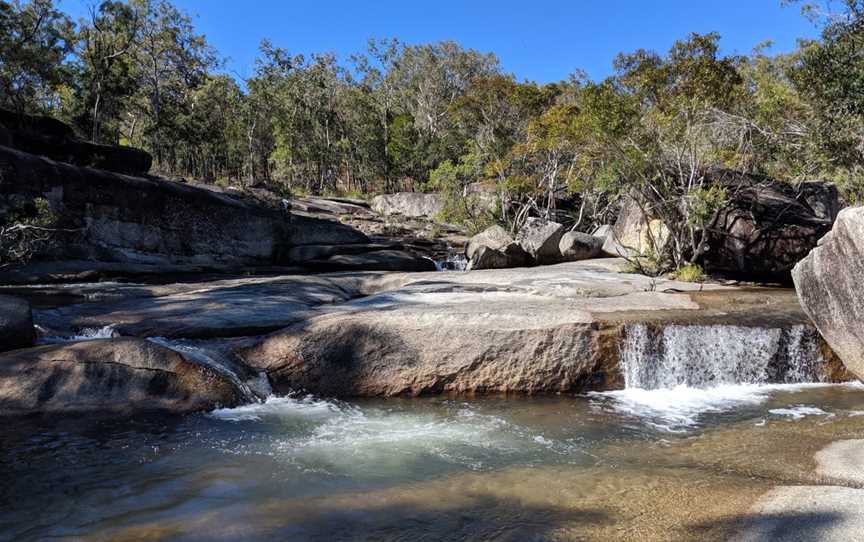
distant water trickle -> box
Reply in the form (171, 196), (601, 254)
(620, 323), (827, 390)
(39, 324), (119, 344)
(435, 253), (468, 272)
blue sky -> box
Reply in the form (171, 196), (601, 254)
(58, 0), (818, 83)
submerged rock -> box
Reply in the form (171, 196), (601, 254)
(0, 296), (35, 353)
(793, 206), (864, 380)
(0, 144), (367, 269)
(0, 338), (242, 416)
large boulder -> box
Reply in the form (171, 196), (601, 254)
(466, 225), (515, 260)
(793, 206), (864, 379)
(516, 218), (565, 264)
(238, 294), (610, 397)
(465, 226), (531, 270)
(467, 244), (531, 271)
(236, 262), (844, 398)
(371, 192), (444, 219)
(559, 231), (603, 262)
(0, 108), (152, 175)
(0, 338), (243, 415)
(612, 174), (837, 278)
(0, 144), (367, 268)
(702, 177), (837, 278)
(0, 296), (35, 353)
(608, 196), (669, 257)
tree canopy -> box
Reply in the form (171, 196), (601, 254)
(2, 0), (863, 251)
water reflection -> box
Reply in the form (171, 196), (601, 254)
(4, 386), (864, 541)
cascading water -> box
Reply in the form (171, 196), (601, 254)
(620, 323), (828, 390)
(147, 337), (271, 403)
(38, 324), (119, 344)
(593, 322), (837, 432)
(434, 253), (468, 271)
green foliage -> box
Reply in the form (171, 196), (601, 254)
(4, 0), (864, 259)
(0, 0), (74, 112)
(674, 263), (705, 283)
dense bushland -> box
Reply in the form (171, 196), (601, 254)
(2, 0), (864, 269)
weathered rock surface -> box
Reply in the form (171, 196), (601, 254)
(466, 225), (514, 261)
(0, 144), (367, 268)
(0, 295), (35, 353)
(236, 261), (732, 396)
(371, 192), (444, 218)
(704, 175), (838, 278)
(608, 196), (669, 257)
(559, 231), (604, 262)
(299, 250), (437, 272)
(465, 225), (531, 270)
(467, 244), (531, 270)
(0, 108), (152, 176)
(516, 218), (565, 264)
(0, 338), (242, 415)
(33, 274), (375, 339)
(7, 259), (849, 408)
(793, 206), (864, 379)
(616, 174), (838, 278)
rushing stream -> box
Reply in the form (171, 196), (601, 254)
(5, 312), (864, 540)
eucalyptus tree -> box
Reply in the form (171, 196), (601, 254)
(130, 0), (217, 167)
(0, 0), (74, 112)
(75, 0), (143, 142)
(789, 0), (864, 201)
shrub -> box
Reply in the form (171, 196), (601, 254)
(675, 263), (705, 283)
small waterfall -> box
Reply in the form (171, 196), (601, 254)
(38, 324), (119, 344)
(434, 253), (468, 272)
(620, 323), (827, 390)
(148, 337), (271, 402)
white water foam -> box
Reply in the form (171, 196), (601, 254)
(591, 383), (847, 433)
(39, 324), (118, 344)
(769, 405), (833, 420)
(208, 395), (577, 476)
(434, 253), (468, 272)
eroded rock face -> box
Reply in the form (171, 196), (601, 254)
(236, 262), (726, 397)
(516, 218), (565, 264)
(0, 338), (242, 415)
(0, 296), (35, 353)
(0, 145), (367, 267)
(704, 177), (837, 279)
(239, 301), (611, 397)
(793, 207), (864, 379)
(371, 192), (444, 219)
(0, 108), (152, 175)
